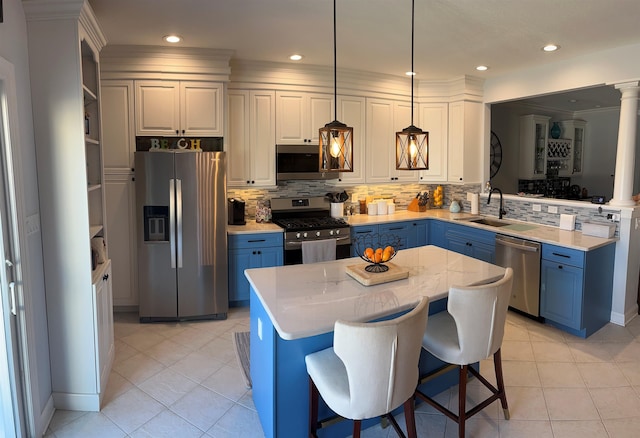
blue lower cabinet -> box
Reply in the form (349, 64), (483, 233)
(445, 223), (496, 263)
(429, 220), (447, 248)
(228, 233), (283, 306)
(350, 225), (378, 256)
(411, 220), (429, 248)
(379, 222), (411, 250)
(540, 242), (615, 338)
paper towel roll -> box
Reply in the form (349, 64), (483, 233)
(467, 192), (479, 215)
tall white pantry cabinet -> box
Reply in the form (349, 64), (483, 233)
(24, 0), (114, 411)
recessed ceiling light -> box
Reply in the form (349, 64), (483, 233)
(290, 54), (303, 61)
(163, 35), (182, 43)
(542, 44), (559, 52)
(405, 71), (416, 76)
(476, 65), (489, 71)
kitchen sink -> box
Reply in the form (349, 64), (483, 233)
(468, 218), (511, 227)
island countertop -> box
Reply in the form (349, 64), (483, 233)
(245, 245), (506, 340)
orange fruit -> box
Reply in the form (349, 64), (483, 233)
(382, 248), (393, 262)
(364, 247), (374, 261)
(374, 251), (382, 263)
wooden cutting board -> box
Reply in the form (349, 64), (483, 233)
(345, 262), (409, 286)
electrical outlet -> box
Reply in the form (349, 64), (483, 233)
(548, 205), (558, 214)
(533, 204), (541, 212)
(612, 213), (621, 222)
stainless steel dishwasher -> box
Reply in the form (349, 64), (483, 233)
(495, 234), (541, 318)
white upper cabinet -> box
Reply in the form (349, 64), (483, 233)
(365, 98), (419, 184)
(330, 95), (366, 185)
(560, 119), (587, 176)
(446, 100), (482, 184)
(227, 90), (276, 187)
(135, 81), (223, 136)
(519, 114), (550, 180)
(418, 103), (448, 183)
(102, 80), (135, 169)
(275, 91), (333, 144)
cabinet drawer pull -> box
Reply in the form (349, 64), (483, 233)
(552, 252), (571, 258)
(248, 239), (266, 243)
(354, 231), (372, 235)
(387, 227), (403, 231)
(558, 265), (563, 269)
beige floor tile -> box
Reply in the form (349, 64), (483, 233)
(169, 385), (234, 432)
(502, 340), (535, 361)
(550, 420), (608, 438)
(618, 361), (640, 385)
(101, 370), (134, 406)
(585, 324), (635, 343)
(443, 417), (498, 438)
(205, 403), (265, 438)
(112, 352), (165, 386)
(602, 417), (640, 438)
(169, 349), (226, 383)
(503, 360), (541, 387)
(590, 386), (640, 420)
(144, 338), (193, 366)
(120, 330), (166, 352)
(51, 412), (126, 438)
(567, 341), (622, 363)
(543, 388), (599, 421)
(537, 362), (585, 388)
(201, 364), (251, 402)
(503, 387), (549, 420)
(414, 413), (447, 438)
(498, 419), (553, 438)
(447, 383), (500, 420)
(503, 321), (531, 341)
(527, 323), (567, 343)
(613, 341), (640, 362)
(138, 368), (199, 406)
(129, 410), (204, 437)
(577, 362), (629, 388)
(531, 340), (575, 362)
(101, 387), (165, 433)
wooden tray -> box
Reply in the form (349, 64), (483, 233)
(345, 262), (409, 286)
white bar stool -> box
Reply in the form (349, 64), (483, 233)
(415, 268), (514, 438)
(305, 297), (429, 438)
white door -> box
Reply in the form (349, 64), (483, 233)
(0, 57), (31, 438)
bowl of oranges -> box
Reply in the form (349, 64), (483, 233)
(353, 233), (400, 273)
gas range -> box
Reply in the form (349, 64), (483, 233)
(270, 197), (351, 254)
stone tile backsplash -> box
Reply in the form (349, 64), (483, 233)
(228, 181), (620, 236)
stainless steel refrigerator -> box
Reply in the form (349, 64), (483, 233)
(135, 151), (228, 321)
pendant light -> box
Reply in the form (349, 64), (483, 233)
(319, 0), (354, 173)
(396, 0), (429, 170)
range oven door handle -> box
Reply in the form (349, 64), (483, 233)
(286, 236), (350, 249)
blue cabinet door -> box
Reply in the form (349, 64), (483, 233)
(228, 233), (284, 305)
(413, 220), (429, 248)
(540, 259), (584, 330)
(351, 225), (378, 256)
(471, 242), (496, 264)
(429, 220), (447, 248)
(379, 222), (411, 250)
(229, 248), (254, 302)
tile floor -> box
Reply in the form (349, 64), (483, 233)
(44, 308), (640, 437)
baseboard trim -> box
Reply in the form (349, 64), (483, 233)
(52, 391), (100, 412)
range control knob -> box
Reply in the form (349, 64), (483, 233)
(336, 229), (341, 235)
(303, 232), (308, 238)
(329, 230), (334, 235)
(316, 231), (321, 237)
(296, 233), (301, 239)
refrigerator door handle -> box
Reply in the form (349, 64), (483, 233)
(169, 178), (176, 268)
(176, 179), (183, 268)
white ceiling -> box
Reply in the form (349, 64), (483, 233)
(88, 0), (640, 110)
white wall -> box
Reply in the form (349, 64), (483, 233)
(0, 0), (52, 436)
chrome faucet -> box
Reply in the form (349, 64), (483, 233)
(488, 188), (506, 219)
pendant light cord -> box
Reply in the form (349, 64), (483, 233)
(333, 0), (338, 119)
(410, 0), (415, 126)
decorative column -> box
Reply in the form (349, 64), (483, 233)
(609, 81), (639, 207)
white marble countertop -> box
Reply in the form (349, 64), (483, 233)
(345, 210), (616, 251)
(245, 245), (506, 340)
(227, 220), (282, 234)
(227, 210), (616, 251)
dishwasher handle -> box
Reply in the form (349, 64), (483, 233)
(495, 235), (540, 252)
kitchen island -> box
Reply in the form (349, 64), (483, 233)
(246, 245), (506, 438)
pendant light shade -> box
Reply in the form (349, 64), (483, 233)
(319, 0), (354, 173)
(396, 0), (429, 171)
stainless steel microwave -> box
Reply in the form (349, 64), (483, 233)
(275, 144), (339, 183)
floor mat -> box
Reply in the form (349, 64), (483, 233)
(233, 331), (251, 388)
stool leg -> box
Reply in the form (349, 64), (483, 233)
(458, 365), (467, 438)
(403, 397), (417, 438)
(494, 348), (510, 420)
(309, 377), (319, 438)
(353, 420), (361, 438)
